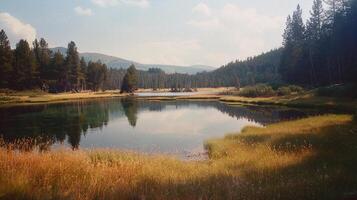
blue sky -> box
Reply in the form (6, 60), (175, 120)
(0, 0), (313, 67)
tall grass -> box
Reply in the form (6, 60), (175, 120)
(1, 115), (357, 199)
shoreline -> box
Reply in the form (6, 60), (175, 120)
(0, 91), (128, 107)
(1, 114), (356, 199)
(1, 89), (356, 112)
(1, 90), (356, 199)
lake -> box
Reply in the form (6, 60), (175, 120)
(0, 98), (326, 158)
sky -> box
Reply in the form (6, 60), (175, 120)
(0, 0), (313, 67)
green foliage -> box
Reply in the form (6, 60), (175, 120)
(33, 38), (51, 82)
(13, 39), (39, 90)
(277, 85), (304, 96)
(238, 84), (276, 97)
(121, 65), (138, 93)
(0, 34), (108, 93)
(86, 61), (107, 91)
(66, 41), (81, 90)
(202, 49), (282, 87)
(277, 86), (292, 96)
(0, 30), (13, 88)
(280, 0), (357, 87)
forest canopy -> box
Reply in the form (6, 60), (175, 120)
(0, 0), (356, 92)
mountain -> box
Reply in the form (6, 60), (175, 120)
(50, 47), (215, 74)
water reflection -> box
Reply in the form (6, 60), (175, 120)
(0, 98), (326, 154)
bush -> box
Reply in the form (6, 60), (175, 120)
(0, 88), (15, 94)
(277, 87), (292, 96)
(317, 84), (357, 98)
(238, 84), (276, 97)
(219, 89), (241, 96)
(288, 85), (304, 93)
(277, 85), (304, 96)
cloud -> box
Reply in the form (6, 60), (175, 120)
(92, 0), (118, 7)
(92, 0), (149, 8)
(122, 0), (149, 8)
(74, 6), (93, 16)
(187, 18), (221, 29)
(0, 12), (36, 45)
(187, 3), (284, 63)
(192, 3), (211, 16)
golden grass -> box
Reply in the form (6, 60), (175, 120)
(220, 91), (357, 111)
(0, 90), (127, 106)
(1, 115), (357, 199)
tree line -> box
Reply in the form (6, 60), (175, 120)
(280, 0), (357, 86)
(0, 31), (108, 92)
(1, 0), (356, 92)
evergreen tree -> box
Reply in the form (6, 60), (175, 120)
(280, 5), (308, 85)
(13, 40), (39, 89)
(121, 64), (138, 93)
(0, 30), (13, 88)
(306, 0), (324, 85)
(86, 61), (107, 91)
(79, 57), (87, 90)
(66, 41), (81, 91)
(33, 38), (51, 83)
(50, 51), (65, 92)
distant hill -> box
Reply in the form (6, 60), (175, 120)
(192, 48), (283, 87)
(50, 47), (215, 74)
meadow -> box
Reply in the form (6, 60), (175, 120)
(1, 114), (356, 200)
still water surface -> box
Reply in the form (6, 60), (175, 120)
(0, 98), (325, 157)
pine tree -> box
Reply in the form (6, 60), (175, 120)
(0, 30), (13, 88)
(79, 57), (87, 90)
(50, 51), (65, 92)
(66, 41), (81, 91)
(33, 38), (51, 83)
(306, 0), (324, 86)
(121, 64), (138, 93)
(307, 0), (324, 41)
(280, 5), (307, 85)
(292, 5), (306, 42)
(280, 15), (295, 83)
(13, 40), (39, 89)
(86, 61), (107, 91)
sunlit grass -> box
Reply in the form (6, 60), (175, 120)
(0, 90), (127, 106)
(220, 91), (357, 111)
(1, 115), (357, 199)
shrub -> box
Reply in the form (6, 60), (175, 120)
(288, 85), (304, 93)
(219, 89), (241, 96)
(277, 87), (292, 96)
(277, 85), (304, 96)
(0, 88), (15, 94)
(238, 84), (276, 97)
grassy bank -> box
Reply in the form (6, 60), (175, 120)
(1, 115), (356, 199)
(0, 90), (127, 106)
(220, 92), (357, 112)
(2, 88), (356, 113)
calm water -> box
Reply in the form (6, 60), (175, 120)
(0, 98), (325, 157)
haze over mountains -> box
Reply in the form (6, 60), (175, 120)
(51, 47), (215, 75)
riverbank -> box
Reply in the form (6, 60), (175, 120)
(220, 92), (357, 112)
(0, 88), (228, 106)
(1, 89), (357, 113)
(0, 90), (128, 106)
(1, 114), (356, 199)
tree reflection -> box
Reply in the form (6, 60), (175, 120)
(0, 98), (328, 150)
(0, 100), (112, 150)
(121, 98), (138, 127)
